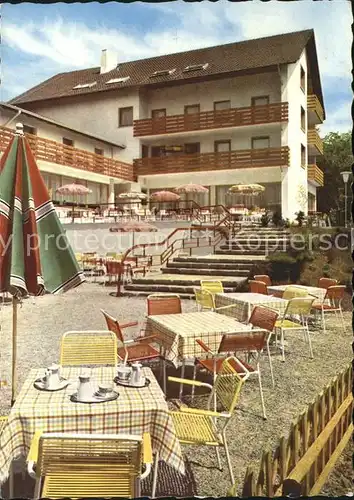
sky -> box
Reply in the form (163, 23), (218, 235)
(0, 0), (351, 136)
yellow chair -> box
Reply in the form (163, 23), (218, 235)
(74, 253), (83, 270)
(60, 331), (118, 366)
(200, 280), (224, 295)
(27, 432), (153, 499)
(274, 297), (315, 361)
(106, 252), (122, 261)
(282, 285), (308, 300)
(0, 416), (12, 498)
(156, 357), (244, 486)
(194, 288), (215, 311)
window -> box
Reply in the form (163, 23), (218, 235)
(214, 100), (231, 111)
(151, 109), (166, 119)
(301, 144), (306, 168)
(94, 148), (104, 156)
(23, 125), (37, 135)
(184, 143), (200, 154)
(184, 104), (200, 115)
(63, 137), (74, 147)
(251, 136), (270, 149)
(119, 107), (133, 127)
(214, 140), (231, 153)
(73, 82), (96, 89)
(251, 96), (270, 107)
(105, 77), (130, 85)
(150, 69), (176, 78)
(300, 66), (305, 92)
(301, 106), (306, 132)
(142, 145), (149, 158)
(151, 146), (165, 157)
(183, 63), (209, 73)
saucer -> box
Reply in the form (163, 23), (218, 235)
(34, 377), (70, 392)
(114, 376), (150, 389)
(70, 390), (119, 404)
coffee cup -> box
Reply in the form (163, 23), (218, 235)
(97, 383), (113, 397)
(117, 365), (132, 381)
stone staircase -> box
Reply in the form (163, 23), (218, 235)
(123, 225), (290, 297)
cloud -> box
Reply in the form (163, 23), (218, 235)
(319, 100), (352, 137)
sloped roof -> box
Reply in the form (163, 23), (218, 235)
(9, 29), (324, 114)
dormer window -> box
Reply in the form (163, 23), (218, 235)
(150, 69), (176, 78)
(183, 63), (209, 73)
(105, 77), (130, 84)
(72, 82), (97, 89)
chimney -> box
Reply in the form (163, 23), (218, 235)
(100, 49), (118, 74)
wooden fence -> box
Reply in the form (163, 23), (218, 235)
(239, 363), (352, 497)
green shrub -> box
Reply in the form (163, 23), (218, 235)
(260, 213), (271, 227)
(295, 211), (305, 227)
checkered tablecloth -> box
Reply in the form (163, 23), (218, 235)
(214, 292), (289, 322)
(145, 311), (249, 367)
(0, 367), (184, 484)
(267, 285), (326, 304)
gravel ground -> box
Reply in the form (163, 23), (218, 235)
(320, 442), (353, 496)
(0, 281), (352, 497)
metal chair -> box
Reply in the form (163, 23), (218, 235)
(200, 280), (224, 295)
(311, 285), (346, 333)
(101, 310), (160, 366)
(249, 280), (268, 295)
(282, 285), (308, 300)
(254, 274), (272, 286)
(27, 432), (153, 499)
(274, 297), (315, 361)
(60, 331), (118, 366)
(194, 288), (215, 311)
(318, 277), (338, 289)
(154, 358), (245, 488)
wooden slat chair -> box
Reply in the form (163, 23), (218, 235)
(249, 280), (268, 295)
(282, 285), (308, 300)
(254, 274), (272, 286)
(191, 308), (277, 421)
(160, 358), (245, 487)
(27, 432), (153, 499)
(318, 277), (338, 289)
(146, 293), (182, 316)
(105, 260), (133, 286)
(60, 331), (118, 366)
(311, 285), (346, 333)
(101, 310), (160, 366)
(200, 280), (224, 295)
(274, 297), (315, 362)
(0, 416), (10, 498)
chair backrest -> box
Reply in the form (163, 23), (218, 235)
(101, 310), (125, 345)
(200, 280), (224, 294)
(106, 260), (122, 275)
(194, 288), (215, 310)
(285, 297), (315, 317)
(254, 275), (272, 286)
(0, 416), (7, 434)
(212, 357), (245, 415)
(218, 331), (267, 355)
(36, 433), (144, 497)
(106, 252), (121, 260)
(249, 280), (268, 295)
(60, 331), (117, 366)
(248, 305), (279, 332)
(318, 277), (338, 289)
(326, 285), (346, 304)
(146, 294), (182, 315)
(282, 285), (308, 300)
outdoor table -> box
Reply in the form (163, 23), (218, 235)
(267, 285), (326, 304)
(145, 311), (250, 368)
(215, 292), (288, 322)
(0, 367), (184, 485)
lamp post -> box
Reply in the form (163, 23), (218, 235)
(340, 171), (351, 228)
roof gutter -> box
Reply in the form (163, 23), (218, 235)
(3, 108), (22, 127)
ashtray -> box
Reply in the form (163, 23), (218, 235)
(70, 391), (119, 404)
(34, 377), (70, 392)
(114, 376), (150, 389)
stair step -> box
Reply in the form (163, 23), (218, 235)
(216, 249), (268, 255)
(174, 256), (266, 264)
(131, 276), (246, 286)
(166, 261), (252, 270)
(161, 267), (250, 277)
(124, 283), (245, 294)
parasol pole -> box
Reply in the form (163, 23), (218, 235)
(11, 296), (18, 406)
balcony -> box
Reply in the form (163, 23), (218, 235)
(308, 128), (324, 155)
(308, 164), (324, 187)
(134, 147), (290, 176)
(0, 126), (134, 182)
(307, 94), (324, 125)
(133, 102), (289, 137)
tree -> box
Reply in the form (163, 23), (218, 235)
(317, 132), (352, 215)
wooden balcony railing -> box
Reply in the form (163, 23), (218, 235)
(134, 147), (290, 176)
(308, 128), (324, 155)
(308, 164), (324, 186)
(0, 126), (134, 181)
(307, 94), (324, 123)
(133, 102), (289, 137)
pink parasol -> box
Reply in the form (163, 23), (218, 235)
(56, 183), (92, 222)
(109, 220), (158, 249)
(174, 183), (209, 193)
(150, 190), (180, 202)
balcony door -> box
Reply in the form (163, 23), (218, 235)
(151, 108), (166, 134)
(251, 96), (270, 124)
(214, 140), (231, 171)
(184, 104), (200, 131)
(251, 136), (270, 165)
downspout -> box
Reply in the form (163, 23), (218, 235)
(3, 109), (22, 127)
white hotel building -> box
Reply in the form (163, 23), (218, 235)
(3, 29), (325, 219)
